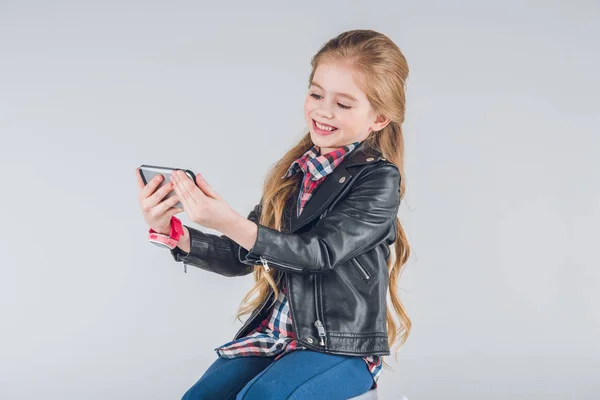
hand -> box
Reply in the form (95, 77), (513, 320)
(170, 170), (234, 231)
(136, 168), (183, 234)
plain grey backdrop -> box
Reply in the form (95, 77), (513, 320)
(1, 1), (599, 399)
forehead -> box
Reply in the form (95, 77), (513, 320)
(310, 61), (367, 103)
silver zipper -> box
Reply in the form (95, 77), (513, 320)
(314, 275), (326, 346)
(259, 255), (303, 272)
(314, 320), (326, 346)
(353, 257), (372, 280)
(259, 256), (270, 272)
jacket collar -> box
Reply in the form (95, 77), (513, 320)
(288, 140), (385, 232)
(341, 140), (384, 168)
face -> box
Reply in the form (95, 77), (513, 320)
(304, 59), (390, 155)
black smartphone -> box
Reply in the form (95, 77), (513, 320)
(138, 164), (198, 209)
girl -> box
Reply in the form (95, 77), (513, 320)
(136, 29), (411, 400)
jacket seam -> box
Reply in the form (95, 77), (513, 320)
(190, 235), (233, 253)
(327, 332), (388, 337)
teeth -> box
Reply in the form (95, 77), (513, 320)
(315, 120), (336, 131)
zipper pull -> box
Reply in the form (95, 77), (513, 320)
(314, 320), (326, 346)
(260, 256), (270, 272)
(183, 262), (187, 274)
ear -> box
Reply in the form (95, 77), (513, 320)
(369, 114), (391, 133)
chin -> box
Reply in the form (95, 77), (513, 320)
(309, 134), (327, 149)
(309, 130), (335, 144)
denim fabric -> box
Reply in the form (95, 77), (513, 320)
(181, 350), (374, 400)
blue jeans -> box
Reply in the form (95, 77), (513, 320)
(181, 350), (375, 400)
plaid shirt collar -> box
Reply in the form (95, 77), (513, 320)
(282, 141), (361, 181)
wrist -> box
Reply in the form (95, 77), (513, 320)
(215, 207), (241, 235)
(176, 226), (191, 254)
(155, 226), (171, 236)
(218, 211), (257, 252)
(148, 216), (184, 249)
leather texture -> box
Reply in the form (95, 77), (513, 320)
(170, 141), (401, 357)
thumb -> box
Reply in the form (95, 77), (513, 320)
(196, 173), (223, 201)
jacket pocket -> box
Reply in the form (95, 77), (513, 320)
(351, 255), (373, 282)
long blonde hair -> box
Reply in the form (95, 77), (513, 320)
(234, 29), (411, 368)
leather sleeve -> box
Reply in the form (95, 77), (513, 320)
(169, 202), (262, 277)
(240, 163), (401, 275)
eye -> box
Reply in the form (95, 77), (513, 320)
(309, 93), (352, 110)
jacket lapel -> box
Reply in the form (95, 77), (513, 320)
(288, 141), (384, 233)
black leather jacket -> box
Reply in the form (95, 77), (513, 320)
(170, 141), (401, 357)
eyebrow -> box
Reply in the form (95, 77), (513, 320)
(309, 81), (359, 103)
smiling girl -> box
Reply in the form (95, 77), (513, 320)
(137, 29), (411, 399)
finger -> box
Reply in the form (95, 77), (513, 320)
(195, 173), (223, 201)
(148, 181), (174, 206)
(154, 191), (180, 215)
(139, 174), (165, 200)
(175, 171), (204, 203)
(168, 207), (184, 217)
(172, 177), (193, 214)
(156, 188), (179, 212)
(173, 172), (201, 205)
(136, 168), (145, 190)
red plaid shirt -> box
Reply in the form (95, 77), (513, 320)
(215, 141), (383, 389)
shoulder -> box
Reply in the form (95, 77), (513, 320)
(352, 159), (401, 187)
(337, 160), (401, 219)
(344, 160), (401, 210)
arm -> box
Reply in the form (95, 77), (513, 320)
(221, 164), (401, 275)
(173, 226), (191, 253)
(169, 202), (262, 277)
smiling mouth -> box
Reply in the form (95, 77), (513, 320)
(313, 119), (338, 134)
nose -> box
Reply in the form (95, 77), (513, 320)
(315, 104), (334, 119)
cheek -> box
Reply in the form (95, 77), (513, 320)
(342, 113), (365, 130)
(304, 101), (316, 124)
(303, 98), (312, 114)
(337, 114), (355, 130)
